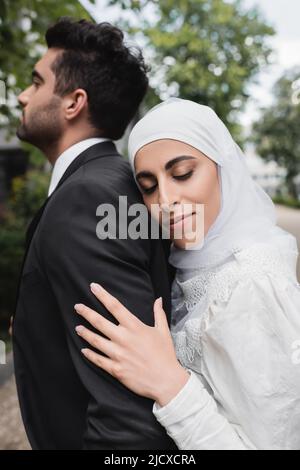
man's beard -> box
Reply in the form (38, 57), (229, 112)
(17, 96), (63, 150)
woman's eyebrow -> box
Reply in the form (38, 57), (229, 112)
(136, 155), (197, 180)
(165, 155), (197, 170)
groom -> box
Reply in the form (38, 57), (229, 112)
(13, 18), (176, 450)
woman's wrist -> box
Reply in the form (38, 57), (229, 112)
(154, 364), (191, 408)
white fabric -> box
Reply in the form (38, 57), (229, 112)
(48, 137), (109, 196)
(153, 231), (300, 450)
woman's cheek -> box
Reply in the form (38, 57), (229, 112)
(143, 197), (153, 212)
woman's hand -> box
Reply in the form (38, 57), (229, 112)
(74, 283), (190, 407)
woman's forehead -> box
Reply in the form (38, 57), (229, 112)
(134, 139), (210, 170)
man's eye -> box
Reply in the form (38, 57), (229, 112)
(173, 171), (193, 180)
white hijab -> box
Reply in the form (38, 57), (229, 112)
(128, 98), (277, 273)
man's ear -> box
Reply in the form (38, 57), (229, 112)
(64, 89), (88, 121)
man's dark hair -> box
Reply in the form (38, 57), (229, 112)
(45, 17), (149, 140)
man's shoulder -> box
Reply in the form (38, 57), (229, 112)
(43, 155), (143, 225)
(83, 153), (137, 191)
(80, 153), (141, 197)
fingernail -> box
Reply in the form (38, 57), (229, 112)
(158, 297), (163, 307)
(90, 283), (101, 292)
(74, 304), (82, 312)
(75, 325), (84, 334)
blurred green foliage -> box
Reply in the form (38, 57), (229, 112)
(0, 170), (50, 329)
(109, 0), (275, 142)
(273, 196), (300, 210)
(253, 67), (300, 200)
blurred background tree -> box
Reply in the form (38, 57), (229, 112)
(252, 67), (300, 200)
(108, 0), (275, 141)
(0, 0), (93, 330)
(0, 170), (50, 327)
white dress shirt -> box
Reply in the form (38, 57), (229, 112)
(48, 138), (110, 196)
(152, 229), (300, 450)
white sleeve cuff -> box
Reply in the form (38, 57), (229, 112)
(152, 369), (249, 449)
(152, 369), (209, 429)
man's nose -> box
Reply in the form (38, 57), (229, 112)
(18, 89), (29, 107)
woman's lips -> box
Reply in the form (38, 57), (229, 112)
(169, 212), (195, 228)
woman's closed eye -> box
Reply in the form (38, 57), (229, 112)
(142, 184), (158, 195)
(138, 177), (157, 194)
(139, 170), (194, 195)
(172, 170), (194, 180)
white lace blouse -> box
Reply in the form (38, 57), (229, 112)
(152, 230), (300, 450)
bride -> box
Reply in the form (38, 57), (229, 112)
(74, 98), (300, 450)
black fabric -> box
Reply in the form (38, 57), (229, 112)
(13, 141), (177, 450)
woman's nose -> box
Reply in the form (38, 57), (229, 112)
(158, 182), (178, 210)
(160, 203), (172, 214)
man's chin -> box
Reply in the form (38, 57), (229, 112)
(16, 126), (31, 143)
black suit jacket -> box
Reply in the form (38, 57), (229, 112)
(12, 141), (177, 450)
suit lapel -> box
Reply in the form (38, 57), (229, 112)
(25, 196), (51, 249)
